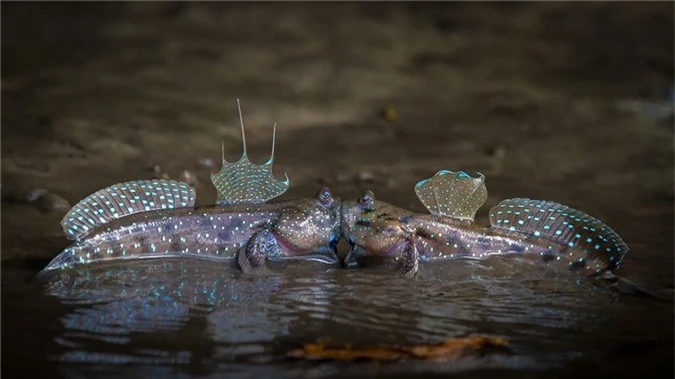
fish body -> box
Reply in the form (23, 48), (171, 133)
(342, 204), (554, 261)
(341, 170), (629, 277)
(45, 194), (341, 272)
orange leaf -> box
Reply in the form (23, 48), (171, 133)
(288, 335), (508, 362)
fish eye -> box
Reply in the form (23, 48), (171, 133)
(317, 186), (333, 205)
(358, 190), (374, 206)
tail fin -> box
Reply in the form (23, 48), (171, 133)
(600, 272), (669, 300)
(489, 198), (629, 272)
(39, 246), (78, 274)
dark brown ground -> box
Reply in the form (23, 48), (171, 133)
(1, 2), (674, 378)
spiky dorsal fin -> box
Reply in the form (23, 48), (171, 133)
(414, 170), (487, 221)
(210, 99), (290, 205)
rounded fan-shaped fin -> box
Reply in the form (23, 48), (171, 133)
(414, 170), (487, 221)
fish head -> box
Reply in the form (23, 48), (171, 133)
(271, 186), (342, 264)
(340, 190), (412, 267)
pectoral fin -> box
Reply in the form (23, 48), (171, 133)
(237, 228), (281, 273)
(344, 243), (365, 269)
(395, 237), (419, 278)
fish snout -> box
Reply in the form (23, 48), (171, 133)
(339, 200), (359, 241)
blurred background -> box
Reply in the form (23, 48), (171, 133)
(1, 2), (673, 378)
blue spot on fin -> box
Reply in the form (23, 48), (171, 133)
(414, 170), (487, 221)
(488, 198), (629, 270)
(211, 100), (289, 205)
(60, 180), (196, 241)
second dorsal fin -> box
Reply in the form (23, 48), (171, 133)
(61, 179), (196, 241)
(488, 198), (629, 271)
(414, 170), (487, 221)
(210, 99), (290, 205)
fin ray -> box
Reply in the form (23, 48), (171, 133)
(414, 170), (487, 221)
(61, 179), (196, 241)
(211, 100), (289, 204)
(211, 157), (289, 204)
(488, 198), (629, 271)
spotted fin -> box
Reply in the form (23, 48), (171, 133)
(61, 180), (196, 241)
(211, 99), (289, 205)
(414, 170), (487, 221)
(488, 198), (629, 271)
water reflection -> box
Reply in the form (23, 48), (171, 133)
(36, 255), (671, 377)
(41, 260), (337, 366)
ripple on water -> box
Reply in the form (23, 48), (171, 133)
(35, 254), (672, 376)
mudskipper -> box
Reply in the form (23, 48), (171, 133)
(42, 100), (341, 274)
(341, 170), (629, 278)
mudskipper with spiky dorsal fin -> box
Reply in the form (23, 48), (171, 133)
(42, 100), (341, 274)
(341, 170), (629, 278)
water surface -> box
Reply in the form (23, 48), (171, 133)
(3, 213), (672, 379)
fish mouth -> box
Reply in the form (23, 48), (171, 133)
(268, 244), (339, 265)
(268, 253), (338, 265)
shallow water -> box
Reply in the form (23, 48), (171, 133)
(3, 217), (673, 379)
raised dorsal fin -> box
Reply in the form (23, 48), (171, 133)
(414, 170), (487, 221)
(489, 198), (629, 271)
(61, 179), (196, 241)
(210, 99), (290, 205)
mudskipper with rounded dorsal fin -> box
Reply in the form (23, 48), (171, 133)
(341, 170), (629, 278)
(42, 100), (341, 274)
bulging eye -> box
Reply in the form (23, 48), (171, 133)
(317, 186), (333, 206)
(358, 190), (374, 207)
